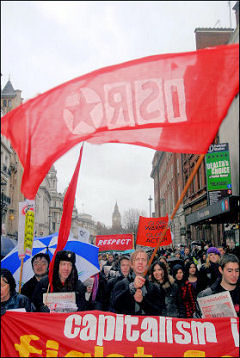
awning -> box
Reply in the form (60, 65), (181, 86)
(186, 195), (240, 225)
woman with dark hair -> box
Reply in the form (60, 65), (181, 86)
(184, 261), (204, 298)
(1, 268), (35, 315)
(172, 264), (196, 318)
(149, 261), (185, 318)
(32, 250), (87, 312)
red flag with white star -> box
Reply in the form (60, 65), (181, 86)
(1, 44), (239, 199)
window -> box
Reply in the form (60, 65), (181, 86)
(3, 100), (7, 107)
(8, 100), (12, 108)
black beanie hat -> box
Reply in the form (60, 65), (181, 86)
(172, 264), (184, 278)
(31, 253), (50, 267)
(1, 268), (16, 295)
(55, 250), (76, 264)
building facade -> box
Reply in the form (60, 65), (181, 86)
(151, 3), (239, 248)
(1, 79), (24, 239)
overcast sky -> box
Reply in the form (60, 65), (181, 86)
(1, 1), (237, 227)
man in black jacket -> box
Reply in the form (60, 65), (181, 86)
(110, 249), (165, 315)
(195, 254), (239, 317)
(21, 253), (50, 300)
(32, 250), (87, 312)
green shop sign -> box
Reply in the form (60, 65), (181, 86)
(205, 143), (232, 191)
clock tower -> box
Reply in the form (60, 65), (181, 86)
(112, 202), (121, 230)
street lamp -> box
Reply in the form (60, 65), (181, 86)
(48, 215), (52, 235)
(148, 195), (153, 218)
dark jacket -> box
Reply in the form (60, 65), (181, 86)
(200, 261), (222, 289)
(21, 276), (41, 300)
(110, 272), (165, 315)
(195, 278), (240, 318)
(1, 292), (35, 315)
(32, 276), (87, 312)
(158, 276), (186, 318)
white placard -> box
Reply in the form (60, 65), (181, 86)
(197, 291), (237, 318)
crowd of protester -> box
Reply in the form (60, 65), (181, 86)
(1, 239), (239, 318)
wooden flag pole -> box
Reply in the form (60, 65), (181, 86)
(18, 258), (24, 293)
(144, 154), (205, 276)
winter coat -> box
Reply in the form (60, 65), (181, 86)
(1, 291), (35, 315)
(194, 278), (240, 318)
(200, 261), (221, 289)
(21, 276), (41, 300)
(110, 272), (165, 315)
(32, 276), (87, 312)
(157, 276), (186, 318)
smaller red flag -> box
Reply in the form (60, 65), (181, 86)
(48, 143), (84, 292)
(136, 215), (172, 248)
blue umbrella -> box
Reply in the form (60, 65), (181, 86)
(1, 232), (100, 290)
(1, 236), (17, 258)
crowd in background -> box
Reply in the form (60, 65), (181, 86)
(1, 239), (239, 318)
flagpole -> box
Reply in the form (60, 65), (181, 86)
(144, 154), (205, 276)
(18, 258), (24, 293)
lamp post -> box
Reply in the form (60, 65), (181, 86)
(48, 215), (52, 235)
(148, 195), (153, 218)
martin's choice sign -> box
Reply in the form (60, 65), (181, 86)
(205, 143), (232, 205)
(1, 312), (239, 357)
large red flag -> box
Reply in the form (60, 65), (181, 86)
(136, 215), (172, 248)
(48, 144), (84, 292)
(1, 44), (239, 199)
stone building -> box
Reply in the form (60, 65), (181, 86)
(150, 3), (239, 248)
(1, 79), (24, 238)
(151, 152), (185, 247)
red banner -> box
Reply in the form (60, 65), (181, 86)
(1, 311), (239, 357)
(1, 45), (238, 199)
(96, 233), (134, 252)
(136, 215), (172, 247)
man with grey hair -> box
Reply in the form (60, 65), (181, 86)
(110, 249), (165, 315)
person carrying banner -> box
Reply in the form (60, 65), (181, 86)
(194, 254), (240, 318)
(110, 249), (165, 315)
(1, 268), (35, 315)
(32, 250), (87, 312)
(21, 253), (50, 300)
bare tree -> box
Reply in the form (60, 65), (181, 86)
(122, 208), (146, 238)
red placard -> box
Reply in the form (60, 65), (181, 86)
(96, 233), (134, 252)
(136, 215), (172, 247)
(1, 311), (239, 357)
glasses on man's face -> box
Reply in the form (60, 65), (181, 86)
(33, 260), (48, 267)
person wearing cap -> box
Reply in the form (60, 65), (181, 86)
(1, 268), (35, 315)
(21, 253), (50, 301)
(32, 250), (87, 312)
(200, 247), (222, 289)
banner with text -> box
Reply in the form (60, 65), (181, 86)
(136, 215), (172, 247)
(1, 311), (239, 357)
(96, 233), (134, 252)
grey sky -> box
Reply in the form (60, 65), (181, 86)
(1, 1), (236, 226)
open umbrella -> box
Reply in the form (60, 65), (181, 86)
(1, 232), (100, 290)
(1, 236), (17, 258)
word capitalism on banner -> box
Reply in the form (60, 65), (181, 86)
(1, 311), (239, 357)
